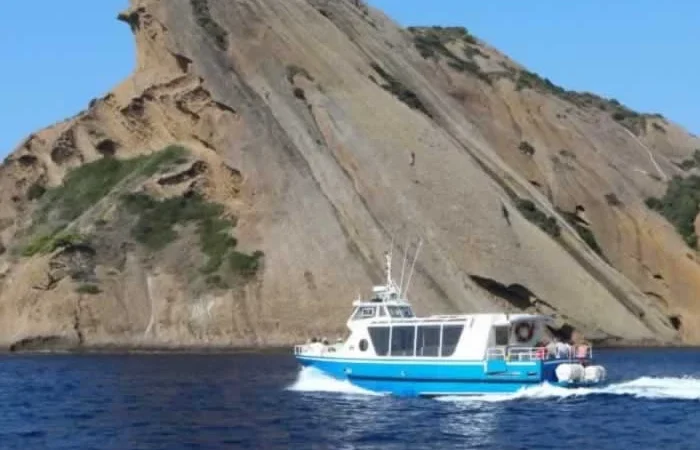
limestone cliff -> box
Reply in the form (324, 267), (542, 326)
(1, 0), (699, 350)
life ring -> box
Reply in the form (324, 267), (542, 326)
(514, 322), (534, 343)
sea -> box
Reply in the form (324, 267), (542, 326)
(1, 348), (699, 450)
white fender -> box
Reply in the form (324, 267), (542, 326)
(555, 363), (585, 383)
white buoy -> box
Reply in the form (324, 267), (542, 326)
(555, 363), (585, 382)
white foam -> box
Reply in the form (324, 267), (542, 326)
(439, 376), (700, 403)
(286, 366), (383, 396)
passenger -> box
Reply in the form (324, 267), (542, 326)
(575, 341), (590, 361)
(546, 339), (557, 359)
(554, 339), (570, 359)
(535, 341), (547, 359)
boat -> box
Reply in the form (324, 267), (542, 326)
(293, 246), (608, 397)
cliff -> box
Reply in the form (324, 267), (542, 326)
(1, 0), (699, 351)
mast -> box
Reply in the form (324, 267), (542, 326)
(385, 250), (393, 287)
(403, 238), (423, 298)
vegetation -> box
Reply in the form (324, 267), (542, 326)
(676, 149), (700, 171)
(35, 145), (187, 227)
(27, 182), (46, 200)
(286, 64), (314, 84)
(76, 284), (101, 295)
(22, 232), (88, 257)
(19, 144), (263, 295)
(22, 146), (186, 257)
(559, 211), (605, 258)
(229, 250), (265, 276)
(516, 199), (561, 237)
(293, 88), (306, 101)
(646, 175), (700, 248)
(407, 27), (490, 84)
(370, 63), (431, 117)
(605, 193), (622, 207)
(190, 0), (228, 51)
(518, 141), (535, 156)
(122, 192), (262, 277)
(510, 68), (652, 135)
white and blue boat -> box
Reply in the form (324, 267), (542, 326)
(294, 249), (607, 397)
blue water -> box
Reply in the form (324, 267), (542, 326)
(1, 349), (700, 449)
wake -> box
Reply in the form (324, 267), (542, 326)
(287, 367), (700, 401)
(440, 376), (700, 402)
(286, 367), (383, 396)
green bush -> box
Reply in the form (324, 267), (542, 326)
(605, 193), (622, 207)
(371, 63), (432, 117)
(409, 27), (489, 84)
(518, 141), (535, 156)
(34, 145), (186, 228)
(516, 199), (561, 237)
(646, 175), (700, 248)
(190, 0), (228, 51)
(122, 192), (259, 276)
(293, 87), (306, 101)
(76, 284), (101, 295)
(559, 211), (604, 257)
(286, 64), (314, 84)
(22, 231), (88, 257)
(676, 149), (700, 171)
(229, 250), (264, 276)
(27, 182), (46, 200)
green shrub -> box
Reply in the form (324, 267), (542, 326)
(409, 27), (490, 84)
(516, 199), (560, 237)
(645, 175), (700, 248)
(229, 250), (264, 276)
(518, 141), (535, 156)
(190, 0), (228, 51)
(34, 145), (186, 228)
(605, 193), (622, 207)
(22, 231), (88, 257)
(76, 284), (101, 295)
(676, 149), (700, 171)
(27, 182), (46, 200)
(122, 192), (259, 276)
(293, 87), (306, 101)
(205, 274), (229, 289)
(560, 211), (604, 257)
(371, 63), (432, 117)
(286, 64), (314, 84)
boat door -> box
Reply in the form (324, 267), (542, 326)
(484, 324), (510, 374)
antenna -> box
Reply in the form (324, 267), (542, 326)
(387, 234), (395, 287)
(402, 238), (423, 298)
(398, 237), (410, 294)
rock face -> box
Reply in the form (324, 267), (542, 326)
(1, 0), (699, 350)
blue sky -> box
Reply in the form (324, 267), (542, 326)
(1, 1), (697, 156)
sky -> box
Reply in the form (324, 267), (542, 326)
(1, 1), (697, 157)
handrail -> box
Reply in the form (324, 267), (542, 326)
(485, 345), (594, 362)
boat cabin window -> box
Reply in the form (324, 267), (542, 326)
(368, 323), (465, 358)
(416, 325), (440, 356)
(390, 326), (415, 356)
(378, 306), (387, 317)
(352, 306), (377, 320)
(494, 325), (510, 347)
(368, 326), (390, 356)
(387, 306), (414, 318)
(441, 324), (464, 357)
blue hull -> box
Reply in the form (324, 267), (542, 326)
(296, 356), (599, 396)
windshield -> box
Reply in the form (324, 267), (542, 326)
(387, 306), (414, 318)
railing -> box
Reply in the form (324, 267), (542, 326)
(294, 342), (340, 356)
(485, 345), (593, 362)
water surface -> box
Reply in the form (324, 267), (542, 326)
(1, 349), (699, 449)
